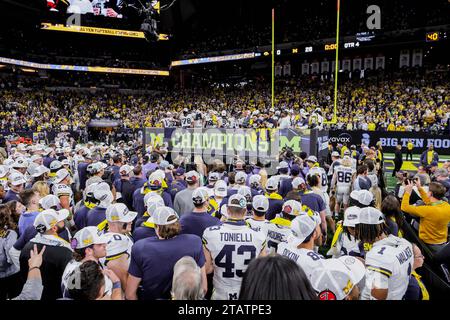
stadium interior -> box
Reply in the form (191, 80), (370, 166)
(0, 0), (449, 304)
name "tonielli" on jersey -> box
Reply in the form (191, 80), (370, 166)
(220, 232), (253, 242)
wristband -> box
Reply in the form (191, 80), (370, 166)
(112, 281), (121, 290)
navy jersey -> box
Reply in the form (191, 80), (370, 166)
(128, 234), (205, 300)
(132, 223), (157, 242)
(86, 207), (107, 227)
(179, 211), (221, 239)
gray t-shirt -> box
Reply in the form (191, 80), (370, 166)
(173, 188), (195, 216)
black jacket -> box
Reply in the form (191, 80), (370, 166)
(19, 241), (72, 300)
(394, 149), (403, 165)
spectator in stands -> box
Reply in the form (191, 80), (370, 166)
(401, 179), (450, 252)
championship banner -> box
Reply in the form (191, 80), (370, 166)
(143, 128), (314, 172)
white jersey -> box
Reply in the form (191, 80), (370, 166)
(308, 166), (328, 192)
(61, 260), (113, 298)
(277, 242), (325, 280)
(327, 160), (341, 177)
(266, 217), (291, 253)
(327, 227), (361, 258)
(161, 118), (172, 128)
(180, 115), (193, 128)
(335, 166), (355, 190)
(52, 183), (74, 206)
(245, 218), (270, 240)
(203, 221), (266, 300)
(361, 235), (413, 300)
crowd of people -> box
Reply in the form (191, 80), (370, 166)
(0, 133), (448, 301)
(0, 69), (449, 133)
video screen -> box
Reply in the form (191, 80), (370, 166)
(47, 0), (159, 20)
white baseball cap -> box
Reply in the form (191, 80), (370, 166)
(106, 233), (131, 259)
(53, 169), (71, 184)
(90, 162), (108, 173)
(331, 151), (340, 157)
(93, 189), (113, 208)
(61, 159), (71, 166)
(282, 200), (303, 216)
(288, 212), (321, 245)
(0, 165), (9, 178)
(237, 186), (251, 201)
(276, 161), (289, 170)
(208, 172), (220, 182)
(350, 190), (360, 202)
(249, 174), (261, 186)
(149, 206), (179, 225)
(214, 180), (227, 197)
(343, 207), (360, 228)
(228, 194), (247, 209)
(192, 187), (209, 205)
(30, 154), (43, 162)
(185, 171), (200, 183)
(31, 165), (50, 178)
(357, 207), (385, 225)
(357, 190), (374, 206)
(106, 203), (137, 223)
(119, 164), (134, 176)
(33, 209), (69, 233)
(235, 171), (247, 184)
(12, 157), (28, 169)
(9, 172), (27, 186)
(39, 194), (60, 210)
(292, 177), (306, 189)
(252, 195), (269, 212)
(71, 226), (108, 249)
(311, 256), (365, 300)
(143, 192), (164, 207)
(3, 158), (15, 168)
(306, 155), (318, 163)
(265, 176), (279, 191)
(43, 147), (54, 156)
(50, 160), (63, 171)
(145, 196), (165, 216)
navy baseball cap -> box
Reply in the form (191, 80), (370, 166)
(290, 164), (300, 176)
(175, 167), (185, 176)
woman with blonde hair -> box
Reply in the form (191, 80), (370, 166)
(369, 185), (382, 210)
(32, 181), (50, 197)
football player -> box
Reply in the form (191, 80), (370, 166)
(331, 156), (356, 218)
(277, 211), (325, 280)
(266, 200), (302, 253)
(356, 207), (414, 300)
(203, 194), (266, 300)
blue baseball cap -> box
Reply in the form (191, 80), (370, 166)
(175, 167), (185, 176)
(290, 164), (300, 176)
